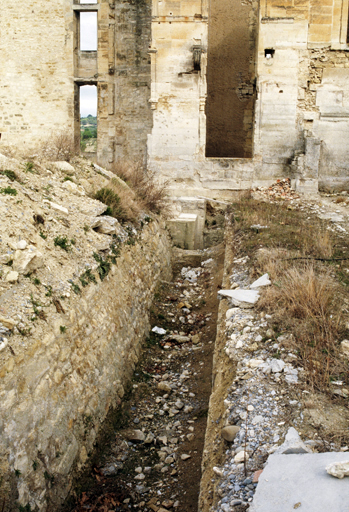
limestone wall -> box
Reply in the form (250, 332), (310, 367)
(0, 221), (172, 512)
(0, 0), (74, 150)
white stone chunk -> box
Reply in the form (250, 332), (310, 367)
(44, 200), (69, 214)
(90, 216), (120, 235)
(5, 271), (19, 283)
(13, 246), (44, 273)
(218, 289), (260, 308)
(270, 359), (285, 373)
(52, 161), (76, 172)
(250, 273), (271, 288)
(234, 451), (249, 464)
(16, 240), (27, 250)
(152, 326), (166, 335)
(247, 359), (264, 369)
(326, 460), (349, 479)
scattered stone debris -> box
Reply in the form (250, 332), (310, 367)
(252, 178), (300, 202)
(66, 247), (224, 512)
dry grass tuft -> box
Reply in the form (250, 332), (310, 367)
(258, 265), (346, 390)
(111, 161), (170, 216)
(41, 129), (77, 162)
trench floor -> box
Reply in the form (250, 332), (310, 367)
(63, 244), (225, 512)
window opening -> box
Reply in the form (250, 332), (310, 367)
(80, 11), (97, 51)
(206, 0), (256, 158)
(264, 48), (275, 59)
(80, 85), (97, 156)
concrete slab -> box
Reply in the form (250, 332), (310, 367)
(250, 452), (349, 512)
(218, 289), (260, 308)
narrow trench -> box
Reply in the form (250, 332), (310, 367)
(62, 243), (225, 512)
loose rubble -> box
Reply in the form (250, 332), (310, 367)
(66, 247), (224, 512)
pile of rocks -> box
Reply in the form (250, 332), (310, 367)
(252, 178), (300, 202)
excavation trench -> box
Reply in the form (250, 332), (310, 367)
(62, 244), (225, 512)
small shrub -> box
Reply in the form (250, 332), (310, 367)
(18, 505), (32, 512)
(44, 471), (54, 484)
(0, 169), (17, 181)
(63, 176), (74, 183)
(39, 231), (47, 240)
(111, 161), (170, 216)
(60, 325), (66, 334)
(45, 285), (53, 297)
(17, 325), (31, 336)
(94, 187), (127, 220)
(33, 278), (41, 286)
(71, 282), (81, 295)
(79, 269), (97, 287)
(32, 461), (38, 471)
(83, 225), (90, 233)
(41, 129), (77, 162)
(0, 186), (17, 196)
(54, 236), (70, 251)
(93, 252), (111, 281)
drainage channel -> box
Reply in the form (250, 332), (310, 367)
(62, 244), (225, 512)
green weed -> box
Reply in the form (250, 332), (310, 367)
(0, 186), (17, 196)
(0, 169), (17, 181)
(54, 236), (70, 251)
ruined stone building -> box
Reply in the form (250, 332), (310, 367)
(1, 0), (349, 196)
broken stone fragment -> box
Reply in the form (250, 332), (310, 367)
(275, 427), (312, 454)
(16, 240), (27, 250)
(43, 200), (69, 214)
(52, 161), (76, 172)
(5, 271), (19, 283)
(221, 425), (240, 442)
(62, 180), (85, 195)
(181, 454), (191, 460)
(247, 358), (264, 369)
(270, 359), (285, 373)
(0, 316), (16, 330)
(250, 273), (271, 289)
(0, 338), (8, 352)
(213, 466), (224, 477)
(90, 216), (120, 235)
(234, 451), (249, 464)
(13, 245), (44, 274)
(191, 333), (201, 344)
(170, 334), (190, 344)
(218, 289), (260, 308)
(157, 381), (172, 393)
(340, 340), (349, 358)
(326, 460), (349, 479)
(123, 429), (145, 442)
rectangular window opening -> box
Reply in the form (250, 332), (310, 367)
(206, 0), (256, 158)
(80, 11), (98, 51)
(80, 85), (98, 156)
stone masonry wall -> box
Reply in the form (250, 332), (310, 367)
(0, 0), (74, 151)
(0, 221), (172, 512)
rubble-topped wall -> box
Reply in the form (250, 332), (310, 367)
(0, 155), (172, 512)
